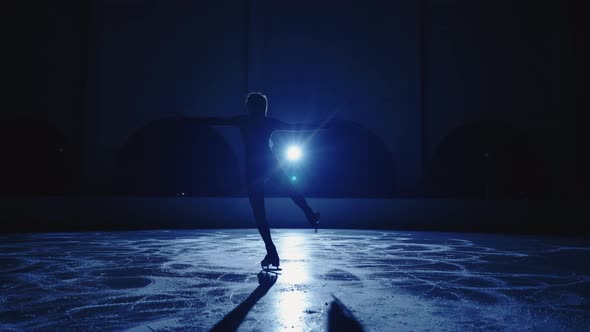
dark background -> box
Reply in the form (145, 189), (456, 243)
(2, 0), (586, 232)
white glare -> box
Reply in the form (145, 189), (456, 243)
(286, 145), (302, 161)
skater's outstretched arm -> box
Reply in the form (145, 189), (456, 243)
(270, 118), (333, 132)
(182, 115), (246, 126)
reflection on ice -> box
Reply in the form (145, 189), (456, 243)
(277, 234), (310, 284)
(274, 233), (312, 330)
(276, 290), (308, 330)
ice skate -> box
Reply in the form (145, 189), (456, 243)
(260, 251), (281, 271)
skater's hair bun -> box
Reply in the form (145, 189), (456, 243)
(246, 92), (267, 116)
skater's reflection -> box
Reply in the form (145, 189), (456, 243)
(209, 271), (278, 332)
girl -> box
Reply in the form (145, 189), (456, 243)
(187, 92), (325, 269)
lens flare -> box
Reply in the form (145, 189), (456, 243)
(286, 145), (302, 161)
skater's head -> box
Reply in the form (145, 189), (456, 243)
(245, 92), (268, 118)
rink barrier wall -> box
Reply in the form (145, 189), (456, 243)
(0, 197), (586, 235)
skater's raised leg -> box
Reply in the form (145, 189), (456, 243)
(271, 169), (320, 231)
(248, 182), (280, 268)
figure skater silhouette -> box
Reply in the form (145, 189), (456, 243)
(186, 92), (328, 270)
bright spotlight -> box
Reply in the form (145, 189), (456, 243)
(286, 145), (302, 161)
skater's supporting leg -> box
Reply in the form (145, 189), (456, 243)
(247, 182), (279, 265)
(248, 186), (272, 247)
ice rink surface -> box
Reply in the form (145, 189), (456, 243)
(1, 229), (589, 331)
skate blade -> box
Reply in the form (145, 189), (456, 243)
(262, 266), (282, 272)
